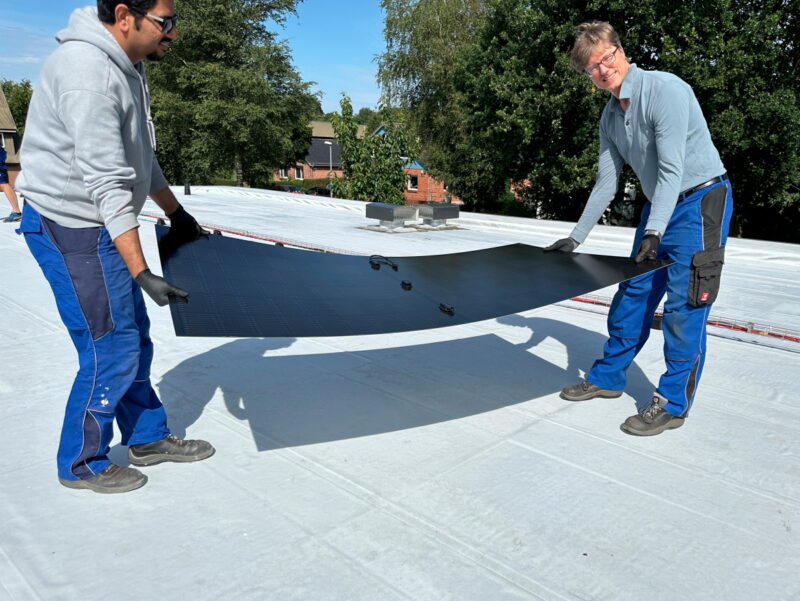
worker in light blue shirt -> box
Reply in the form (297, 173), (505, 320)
(546, 21), (734, 436)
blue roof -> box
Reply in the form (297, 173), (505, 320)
(403, 158), (426, 170)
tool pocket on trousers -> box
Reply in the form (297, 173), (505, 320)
(688, 247), (725, 307)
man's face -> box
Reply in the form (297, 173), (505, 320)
(131, 0), (178, 62)
(586, 43), (630, 96)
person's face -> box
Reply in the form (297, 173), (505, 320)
(585, 43), (630, 96)
(129, 0), (179, 62)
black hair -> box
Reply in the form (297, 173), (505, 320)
(97, 0), (158, 25)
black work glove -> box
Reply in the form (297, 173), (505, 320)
(634, 232), (662, 263)
(135, 269), (189, 306)
(544, 237), (579, 253)
(167, 204), (209, 244)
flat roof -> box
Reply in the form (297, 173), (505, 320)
(1, 187), (798, 600)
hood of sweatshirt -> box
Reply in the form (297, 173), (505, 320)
(55, 6), (157, 150)
(16, 5), (168, 240)
(56, 6), (140, 80)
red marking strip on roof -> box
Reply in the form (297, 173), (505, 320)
(570, 297), (800, 343)
(140, 213), (339, 253)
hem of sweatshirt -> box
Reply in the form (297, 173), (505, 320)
(21, 196), (102, 230)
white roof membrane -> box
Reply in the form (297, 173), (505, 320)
(1, 187), (797, 601)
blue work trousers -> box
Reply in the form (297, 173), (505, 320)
(19, 204), (170, 481)
(587, 180), (734, 416)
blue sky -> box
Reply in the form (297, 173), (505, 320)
(0, 0), (385, 113)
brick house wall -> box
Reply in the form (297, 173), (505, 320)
(277, 164), (343, 181)
(403, 167), (453, 204)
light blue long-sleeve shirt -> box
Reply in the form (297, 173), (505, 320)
(570, 64), (725, 243)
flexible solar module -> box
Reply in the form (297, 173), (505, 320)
(156, 225), (670, 338)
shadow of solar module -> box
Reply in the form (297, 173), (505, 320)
(156, 225), (670, 338)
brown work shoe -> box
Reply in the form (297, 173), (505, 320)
(560, 380), (623, 401)
(621, 396), (685, 436)
(59, 464), (147, 494)
(129, 434), (215, 466)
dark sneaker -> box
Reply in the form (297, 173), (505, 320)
(2, 212), (21, 223)
(129, 434), (215, 466)
(560, 380), (623, 401)
(621, 396), (685, 436)
(59, 464), (147, 494)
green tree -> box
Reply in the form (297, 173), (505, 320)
(635, 0), (800, 241)
(331, 95), (416, 204)
(354, 106), (377, 125)
(451, 0), (608, 216)
(147, 0), (319, 188)
(464, 0), (800, 239)
(381, 0), (800, 242)
(378, 0), (489, 208)
(1, 79), (33, 137)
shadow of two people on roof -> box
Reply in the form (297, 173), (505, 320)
(137, 313), (656, 454)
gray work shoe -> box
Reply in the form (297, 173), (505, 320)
(59, 464), (147, 494)
(621, 396), (685, 436)
(129, 434), (215, 466)
(560, 380), (623, 401)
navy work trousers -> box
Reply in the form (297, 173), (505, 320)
(19, 204), (170, 481)
(587, 179), (734, 417)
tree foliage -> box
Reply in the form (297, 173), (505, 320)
(1, 79), (33, 137)
(378, 0), (489, 208)
(380, 0), (800, 242)
(453, 0), (612, 217)
(331, 94), (416, 204)
(147, 0), (319, 188)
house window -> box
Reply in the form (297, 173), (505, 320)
(295, 166), (304, 180)
(278, 168), (288, 180)
(406, 175), (418, 191)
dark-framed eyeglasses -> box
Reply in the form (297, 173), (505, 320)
(134, 11), (179, 34)
(585, 46), (619, 76)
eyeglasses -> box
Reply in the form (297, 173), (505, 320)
(585, 46), (619, 76)
(134, 11), (179, 34)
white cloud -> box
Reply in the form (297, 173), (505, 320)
(0, 25), (57, 82)
(0, 56), (43, 65)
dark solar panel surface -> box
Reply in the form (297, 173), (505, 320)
(156, 225), (669, 337)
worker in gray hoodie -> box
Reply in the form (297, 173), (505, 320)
(16, 0), (214, 494)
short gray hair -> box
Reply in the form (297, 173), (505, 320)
(570, 21), (622, 73)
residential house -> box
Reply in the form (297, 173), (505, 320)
(401, 158), (456, 205)
(277, 120), (458, 204)
(0, 87), (20, 188)
(373, 124), (458, 205)
(276, 120), (367, 182)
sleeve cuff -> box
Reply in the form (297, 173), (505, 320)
(149, 161), (169, 196)
(569, 227), (589, 245)
(644, 219), (669, 237)
(105, 213), (140, 241)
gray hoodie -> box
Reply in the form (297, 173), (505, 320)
(17, 6), (168, 240)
